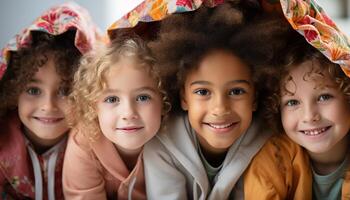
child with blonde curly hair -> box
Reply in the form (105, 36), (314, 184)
(62, 33), (169, 200)
(0, 2), (98, 199)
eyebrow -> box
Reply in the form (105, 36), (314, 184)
(135, 86), (159, 93)
(28, 78), (42, 84)
(103, 86), (159, 94)
(190, 80), (251, 86)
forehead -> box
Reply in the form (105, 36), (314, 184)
(283, 61), (335, 91)
(28, 59), (66, 89)
(186, 50), (252, 83)
(104, 59), (157, 89)
(32, 57), (59, 78)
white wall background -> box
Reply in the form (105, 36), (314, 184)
(0, 0), (349, 48)
(317, 0), (350, 37)
(0, 0), (144, 48)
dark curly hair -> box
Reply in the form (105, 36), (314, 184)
(259, 32), (350, 133)
(0, 30), (81, 116)
(150, 0), (292, 114)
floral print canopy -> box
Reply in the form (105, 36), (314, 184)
(0, 2), (101, 80)
(108, 0), (350, 77)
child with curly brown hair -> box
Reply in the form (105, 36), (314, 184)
(142, 1), (290, 199)
(0, 3), (99, 200)
(62, 33), (169, 200)
(244, 32), (350, 199)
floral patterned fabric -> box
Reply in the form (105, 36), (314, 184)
(108, 0), (350, 77)
(280, 0), (350, 76)
(0, 1), (101, 80)
(108, 0), (223, 31)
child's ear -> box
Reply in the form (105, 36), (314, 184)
(180, 89), (188, 111)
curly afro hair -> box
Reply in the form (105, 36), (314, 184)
(150, 0), (293, 114)
(0, 30), (81, 116)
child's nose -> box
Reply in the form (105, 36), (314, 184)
(301, 103), (320, 123)
(211, 96), (231, 117)
(40, 95), (58, 112)
(121, 101), (139, 120)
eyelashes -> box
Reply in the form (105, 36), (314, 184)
(25, 86), (70, 97)
(282, 93), (334, 107)
(193, 88), (247, 97)
(103, 94), (153, 104)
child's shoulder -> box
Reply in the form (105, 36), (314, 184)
(157, 114), (189, 138)
(67, 126), (94, 152)
(256, 133), (306, 162)
(244, 133), (310, 178)
(244, 134), (312, 199)
(144, 114), (194, 157)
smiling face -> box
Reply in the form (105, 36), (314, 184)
(280, 61), (350, 158)
(18, 56), (70, 149)
(96, 58), (162, 154)
(181, 50), (255, 155)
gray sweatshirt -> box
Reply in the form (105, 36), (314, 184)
(144, 114), (272, 200)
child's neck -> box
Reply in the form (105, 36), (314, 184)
(22, 126), (66, 154)
(199, 145), (227, 168)
(308, 135), (349, 175)
(115, 145), (142, 171)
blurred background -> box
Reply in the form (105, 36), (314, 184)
(0, 0), (349, 48)
(0, 0), (144, 47)
(318, 0), (350, 35)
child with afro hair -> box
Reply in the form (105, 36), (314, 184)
(142, 1), (292, 199)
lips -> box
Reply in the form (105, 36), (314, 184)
(116, 126), (144, 133)
(33, 117), (64, 123)
(300, 126), (331, 136)
(207, 122), (235, 129)
(204, 121), (238, 133)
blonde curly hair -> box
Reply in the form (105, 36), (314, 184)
(70, 34), (169, 141)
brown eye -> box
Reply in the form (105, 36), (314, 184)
(194, 89), (210, 96)
(229, 88), (246, 96)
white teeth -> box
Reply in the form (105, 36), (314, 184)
(209, 123), (233, 129)
(41, 119), (56, 123)
(302, 127), (327, 136)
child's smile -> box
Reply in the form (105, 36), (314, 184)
(33, 116), (65, 124)
(116, 125), (144, 134)
(203, 121), (239, 134)
(299, 126), (332, 136)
